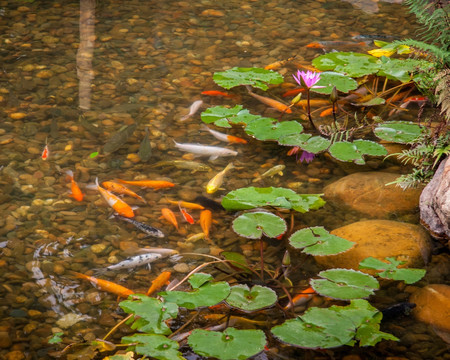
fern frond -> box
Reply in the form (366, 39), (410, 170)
(389, 39), (450, 64)
(435, 69), (450, 119)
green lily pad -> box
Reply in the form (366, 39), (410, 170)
(213, 67), (283, 90)
(299, 136), (331, 153)
(288, 226), (354, 256)
(119, 295), (178, 335)
(354, 139), (388, 156)
(278, 133), (312, 146)
(201, 105), (261, 128)
(359, 257), (426, 284)
(244, 118), (304, 141)
(226, 285), (278, 311)
(222, 187), (326, 213)
(188, 327), (266, 360)
(374, 121), (425, 143)
(312, 72), (358, 94)
(122, 334), (183, 360)
(310, 269), (379, 300)
(222, 252), (252, 273)
(312, 52), (380, 77)
(232, 211), (287, 239)
(329, 141), (364, 163)
(378, 58), (432, 83)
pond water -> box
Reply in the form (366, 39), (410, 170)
(0, 0), (449, 359)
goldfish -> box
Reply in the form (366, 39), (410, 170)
(283, 287), (316, 310)
(245, 86), (292, 114)
(41, 142), (49, 160)
(146, 271), (171, 296)
(114, 214), (165, 238)
(72, 271), (134, 298)
(95, 178), (135, 218)
(252, 164), (285, 182)
(186, 232), (206, 242)
(295, 99), (330, 110)
(102, 181), (146, 203)
(150, 160), (212, 173)
(178, 202), (195, 224)
(161, 208), (178, 230)
(201, 90), (237, 99)
(116, 179), (175, 189)
(206, 163), (234, 194)
(282, 88), (305, 97)
(201, 125), (247, 144)
(180, 100), (203, 121)
(106, 253), (163, 270)
(173, 140), (238, 161)
(319, 107), (334, 117)
(199, 209), (212, 240)
(65, 170), (84, 201)
(306, 40), (369, 49)
(167, 200), (204, 210)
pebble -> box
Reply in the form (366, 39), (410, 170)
(173, 263), (190, 273)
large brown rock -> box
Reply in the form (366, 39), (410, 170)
(324, 172), (422, 218)
(315, 220), (431, 271)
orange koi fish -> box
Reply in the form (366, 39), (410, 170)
(161, 208), (178, 230)
(146, 271), (171, 296)
(200, 209), (212, 240)
(41, 144), (49, 160)
(95, 178), (135, 218)
(201, 90), (237, 99)
(102, 181), (146, 203)
(284, 286), (316, 310)
(167, 200), (204, 210)
(65, 170), (84, 202)
(282, 88), (305, 97)
(295, 99), (330, 110)
(246, 86), (292, 114)
(72, 271), (134, 298)
(178, 202), (195, 224)
(117, 179), (175, 189)
(319, 107), (334, 117)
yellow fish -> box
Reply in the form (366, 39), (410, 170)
(206, 163), (234, 194)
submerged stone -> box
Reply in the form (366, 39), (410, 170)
(324, 172), (422, 218)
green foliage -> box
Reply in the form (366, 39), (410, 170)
(222, 187), (325, 212)
(221, 252), (252, 273)
(213, 67), (283, 90)
(374, 121), (425, 143)
(288, 226), (354, 256)
(226, 285), (278, 311)
(278, 134), (331, 153)
(188, 328), (266, 360)
(232, 211), (287, 239)
(271, 299), (398, 349)
(388, 39), (450, 64)
(48, 332), (63, 344)
(122, 334), (184, 360)
(312, 52), (380, 77)
(312, 72), (358, 94)
(378, 57), (434, 83)
(435, 69), (450, 118)
(245, 118), (304, 141)
(359, 257), (426, 284)
(310, 269), (379, 300)
(201, 105), (260, 128)
(328, 140), (387, 164)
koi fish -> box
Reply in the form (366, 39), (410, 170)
(116, 179), (175, 189)
(95, 178), (135, 218)
(161, 208), (178, 230)
(167, 199), (204, 210)
(306, 41), (369, 49)
(102, 181), (146, 203)
(178, 202), (195, 224)
(295, 99), (330, 110)
(206, 162), (234, 194)
(319, 107), (334, 117)
(201, 125), (247, 144)
(106, 253), (163, 270)
(245, 86), (292, 114)
(252, 164), (285, 182)
(72, 272), (134, 298)
(282, 88), (305, 97)
(41, 142), (49, 160)
(173, 140), (238, 161)
(150, 160), (212, 173)
(201, 90), (237, 99)
(146, 271), (171, 296)
(180, 100), (203, 121)
(194, 196), (224, 211)
(283, 286), (315, 310)
(114, 214), (165, 238)
(186, 232), (206, 242)
(65, 170), (84, 201)
(200, 209), (212, 240)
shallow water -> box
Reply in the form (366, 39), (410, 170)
(0, 0), (449, 359)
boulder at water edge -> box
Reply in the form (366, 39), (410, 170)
(410, 284), (450, 343)
(315, 220), (431, 271)
(324, 172), (422, 218)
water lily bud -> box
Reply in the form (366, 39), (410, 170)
(290, 92), (302, 105)
(282, 250), (291, 266)
(330, 86), (338, 103)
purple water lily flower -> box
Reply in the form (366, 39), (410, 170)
(299, 150), (315, 164)
(292, 70), (323, 89)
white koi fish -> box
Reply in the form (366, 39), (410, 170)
(106, 253), (162, 270)
(180, 100), (203, 121)
(173, 140), (238, 161)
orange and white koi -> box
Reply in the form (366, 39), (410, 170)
(246, 86), (292, 114)
(167, 199), (204, 210)
(65, 170), (84, 201)
(72, 271), (134, 298)
(146, 271), (171, 296)
(161, 208), (179, 230)
(116, 179), (175, 189)
(283, 286), (316, 310)
(180, 100), (203, 121)
(95, 178), (135, 218)
(199, 209), (212, 240)
(201, 90), (237, 99)
(102, 181), (146, 203)
(106, 253), (163, 270)
(178, 202), (195, 224)
(41, 142), (49, 160)
(206, 162), (234, 194)
(201, 125), (247, 144)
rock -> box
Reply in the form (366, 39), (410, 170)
(315, 220), (431, 271)
(324, 172), (422, 218)
(410, 284), (450, 342)
(0, 331), (12, 348)
(420, 156), (450, 244)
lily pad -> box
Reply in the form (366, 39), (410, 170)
(312, 52), (380, 77)
(278, 133), (312, 146)
(298, 136), (331, 153)
(329, 141), (364, 163)
(244, 118), (304, 141)
(374, 121), (424, 143)
(188, 327), (266, 360)
(312, 72), (358, 94)
(232, 211), (287, 239)
(288, 226), (354, 256)
(359, 257), (426, 284)
(225, 284), (278, 311)
(122, 334), (183, 360)
(353, 139), (388, 156)
(378, 58), (432, 83)
(213, 67), (284, 90)
(222, 252), (252, 273)
(310, 269), (379, 300)
(201, 105), (260, 128)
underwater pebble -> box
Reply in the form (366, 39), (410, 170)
(173, 263), (190, 273)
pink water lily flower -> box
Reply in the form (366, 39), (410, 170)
(292, 70), (324, 89)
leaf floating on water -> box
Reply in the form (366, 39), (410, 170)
(103, 123), (137, 154)
(89, 151), (99, 158)
(138, 127), (152, 161)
